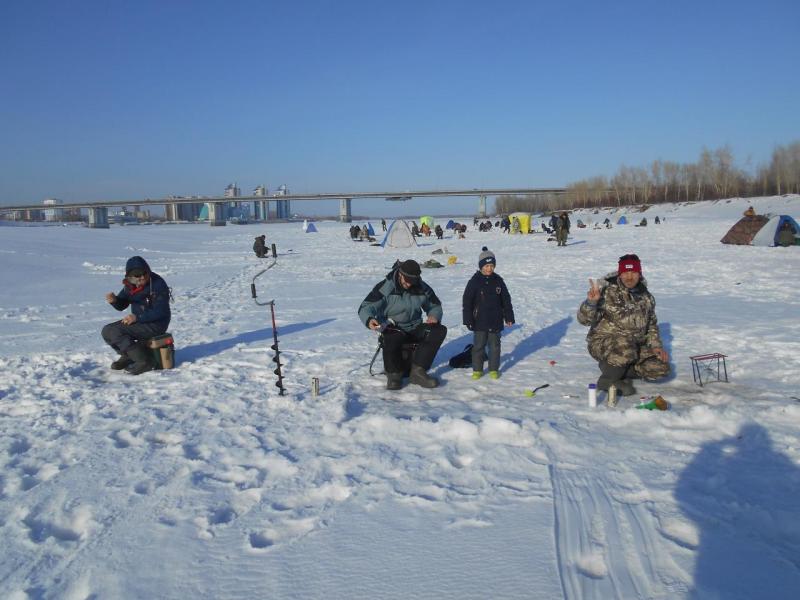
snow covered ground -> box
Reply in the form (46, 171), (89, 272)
(1, 195), (799, 599)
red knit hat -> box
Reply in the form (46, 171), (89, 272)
(618, 254), (642, 275)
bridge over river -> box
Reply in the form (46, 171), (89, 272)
(1, 187), (566, 228)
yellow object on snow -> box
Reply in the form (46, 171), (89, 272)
(509, 212), (531, 234)
(447, 255), (457, 265)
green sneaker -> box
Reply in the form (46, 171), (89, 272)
(471, 371), (483, 380)
(489, 371), (500, 379)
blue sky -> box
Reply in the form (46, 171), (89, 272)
(1, 0), (798, 216)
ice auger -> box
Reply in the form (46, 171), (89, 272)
(250, 243), (285, 395)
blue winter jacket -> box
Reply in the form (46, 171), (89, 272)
(359, 268), (443, 333)
(110, 256), (171, 328)
(462, 271), (514, 333)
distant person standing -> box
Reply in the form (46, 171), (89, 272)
(556, 212), (570, 246)
(381, 218), (387, 232)
(462, 247), (514, 380)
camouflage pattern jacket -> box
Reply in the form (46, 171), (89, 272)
(576, 272), (663, 367)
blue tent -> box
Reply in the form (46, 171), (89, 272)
(366, 223), (375, 236)
(305, 222), (318, 233)
(617, 216), (628, 224)
(446, 219), (456, 229)
(751, 214), (799, 246)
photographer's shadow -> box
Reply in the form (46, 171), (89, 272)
(675, 423), (800, 598)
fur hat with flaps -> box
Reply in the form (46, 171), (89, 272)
(398, 259), (421, 282)
(478, 247), (496, 269)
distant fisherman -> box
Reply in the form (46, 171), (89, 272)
(253, 235), (267, 258)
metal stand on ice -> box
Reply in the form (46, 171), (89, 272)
(250, 244), (285, 396)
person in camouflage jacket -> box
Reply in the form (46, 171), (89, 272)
(577, 254), (670, 395)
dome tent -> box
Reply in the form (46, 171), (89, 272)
(720, 215), (769, 245)
(381, 219), (418, 249)
(366, 223), (375, 236)
(510, 212), (531, 234)
(304, 221), (318, 233)
(617, 215), (628, 224)
(751, 215), (799, 246)
(420, 216), (435, 228)
(445, 219), (456, 229)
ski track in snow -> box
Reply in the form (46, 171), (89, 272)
(1, 196), (800, 598)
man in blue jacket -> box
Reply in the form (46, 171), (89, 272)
(359, 260), (447, 390)
(102, 256), (171, 375)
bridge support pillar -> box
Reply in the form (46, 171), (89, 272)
(478, 195), (487, 218)
(88, 206), (109, 229)
(207, 202), (227, 226)
(339, 198), (352, 223)
(256, 200), (269, 221)
(274, 199), (291, 219)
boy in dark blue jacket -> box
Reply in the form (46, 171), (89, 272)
(102, 256), (171, 375)
(462, 247), (514, 379)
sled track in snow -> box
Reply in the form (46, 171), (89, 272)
(539, 420), (690, 599)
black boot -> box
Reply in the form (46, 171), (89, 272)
(125, 344), (154, 375)
(617, 379), (637, 396)
(409, 365), (438, 388)
(597, 362), (628, 391)
(386, 372), (403, 390)
(111, 355), (134, 370)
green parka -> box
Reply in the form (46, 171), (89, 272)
(359, 268), (443, 333)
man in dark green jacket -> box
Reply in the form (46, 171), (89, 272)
(359, 260), (447, 390)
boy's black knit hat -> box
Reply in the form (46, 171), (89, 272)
(478, 247), (495, 269)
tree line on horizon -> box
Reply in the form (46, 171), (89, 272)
(496, 141), (800, 214)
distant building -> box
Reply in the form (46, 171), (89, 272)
(253, 185), (269, 221)
(43, 198), (64, 221)
(224, 183), (241, 198)
(273, 185), (291, 219)
(166, 200), (203, 221)
(5, 209), (43, 221)
(224, 182), (241, 217)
